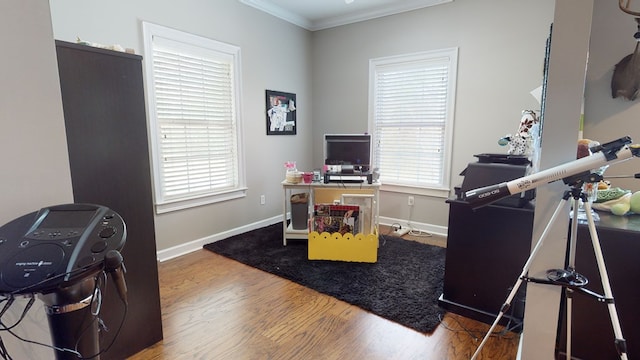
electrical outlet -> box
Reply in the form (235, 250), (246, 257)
(408, 196), (414, 206)
(260, 195), (266, 205)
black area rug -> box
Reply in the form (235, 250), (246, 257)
(203, 223), (447, 333)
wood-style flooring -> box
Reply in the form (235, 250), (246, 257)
(129, 227), (519, 360)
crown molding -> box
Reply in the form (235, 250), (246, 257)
(312, 0), (453, 31)
(240, 0), (453, 31)
(240, 0), (313, 30)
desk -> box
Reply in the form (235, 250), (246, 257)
(281, 180), (380, 246)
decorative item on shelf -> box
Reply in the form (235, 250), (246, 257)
(285, 172), (302, 184)
(592, 189), (640, 216)
(284, 161), (302, 183)
(577, 139), (608, 204)
(611, 3), (640, 100)
(498, 110), (540, 157)
(76, 37), (134, 53)
(302, 172), (313, 183)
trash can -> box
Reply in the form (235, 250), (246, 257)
(290, 193), (309, 230)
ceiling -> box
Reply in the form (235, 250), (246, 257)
(239, 0), (452, 31)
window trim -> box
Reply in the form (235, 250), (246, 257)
(142, 22), (246, 214)
(368, 48), (458, 198)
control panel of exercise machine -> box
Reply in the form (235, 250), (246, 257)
(0, 203), (126, 295)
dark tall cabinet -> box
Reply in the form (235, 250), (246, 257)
(55, 40), (163, 359)
(439, 200), (534, 328)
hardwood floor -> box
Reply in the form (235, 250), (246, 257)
(129, 232), (519, 360)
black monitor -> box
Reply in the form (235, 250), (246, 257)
(324, 134), (371, 170)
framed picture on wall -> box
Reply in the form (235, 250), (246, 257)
(266, 90), (296, 135)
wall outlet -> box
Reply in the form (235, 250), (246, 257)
(408, 196), (414, 206)
(260, 195), (266, 205)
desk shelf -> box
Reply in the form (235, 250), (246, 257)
(281, 180), (380, 246)
(285, 223), (308, 239)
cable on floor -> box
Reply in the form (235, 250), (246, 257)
(438, 313), (520, 342)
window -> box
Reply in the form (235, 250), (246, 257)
(143, 22), (246, 213)
(369, 48), (457, 197)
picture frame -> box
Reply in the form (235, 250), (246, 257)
(341, 194), (375, 235)
(266, 90), (296, 135)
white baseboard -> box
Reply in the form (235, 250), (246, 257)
(378, 216), (448, 237)
(156, 215), (283, 262)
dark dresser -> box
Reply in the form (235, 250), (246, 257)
(438, 200), (534, 329)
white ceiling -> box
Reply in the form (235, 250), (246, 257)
(239, 0), (452, 31)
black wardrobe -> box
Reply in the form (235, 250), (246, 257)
(55, 40), (162, 359)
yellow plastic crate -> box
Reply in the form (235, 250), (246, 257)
(308, 230), (378, 263)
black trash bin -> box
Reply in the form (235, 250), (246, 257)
(290, 193), (309, 230)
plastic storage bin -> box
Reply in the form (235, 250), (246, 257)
(290, 193), (309, 230)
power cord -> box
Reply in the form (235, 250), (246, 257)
(388, 222), (402, 234)
(408, 228), (433, 237)
(0, 296), (15, 360)
(438, 313), (520, 342)
(406, 203), (433, 238)
(0, 296), (34, 332)
(9, 266), (92, 296)
(0, 270), (128, 360)
(0, 336), (12, 360)
(438, 287), (525, 343)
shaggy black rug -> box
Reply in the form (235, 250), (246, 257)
(203, 223), (447, 333)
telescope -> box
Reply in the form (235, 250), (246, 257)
(468, 136), (640, 360)
(463, 136), (640, 209)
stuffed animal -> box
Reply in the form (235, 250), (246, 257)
(499, 110), (539, 156)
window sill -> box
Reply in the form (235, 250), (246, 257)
(381, 183), (451, 198)
(156, 187), (248, 214)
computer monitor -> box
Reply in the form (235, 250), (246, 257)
(324, 134), (371, 171)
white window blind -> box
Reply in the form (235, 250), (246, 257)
(370, 49), (457, 194)
(143, 22), (245, 213)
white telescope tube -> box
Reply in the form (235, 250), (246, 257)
(464, 143), (639, 209)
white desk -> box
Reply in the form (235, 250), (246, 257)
(281, 180), (380, 245)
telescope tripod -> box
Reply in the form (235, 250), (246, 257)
(471, 183), (628, 360)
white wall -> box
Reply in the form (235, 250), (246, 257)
(520, 1), (593, 358)
(310, 0), (556, 230)
(40, 0), (625, 248)
(584, 0), (640, 191)
(1, 1), (73, 358)
(0, 2), (73, 223)
(48, 1), (559, 251)
(48, 0), (635, 254)
(49, 0), (313, 252)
